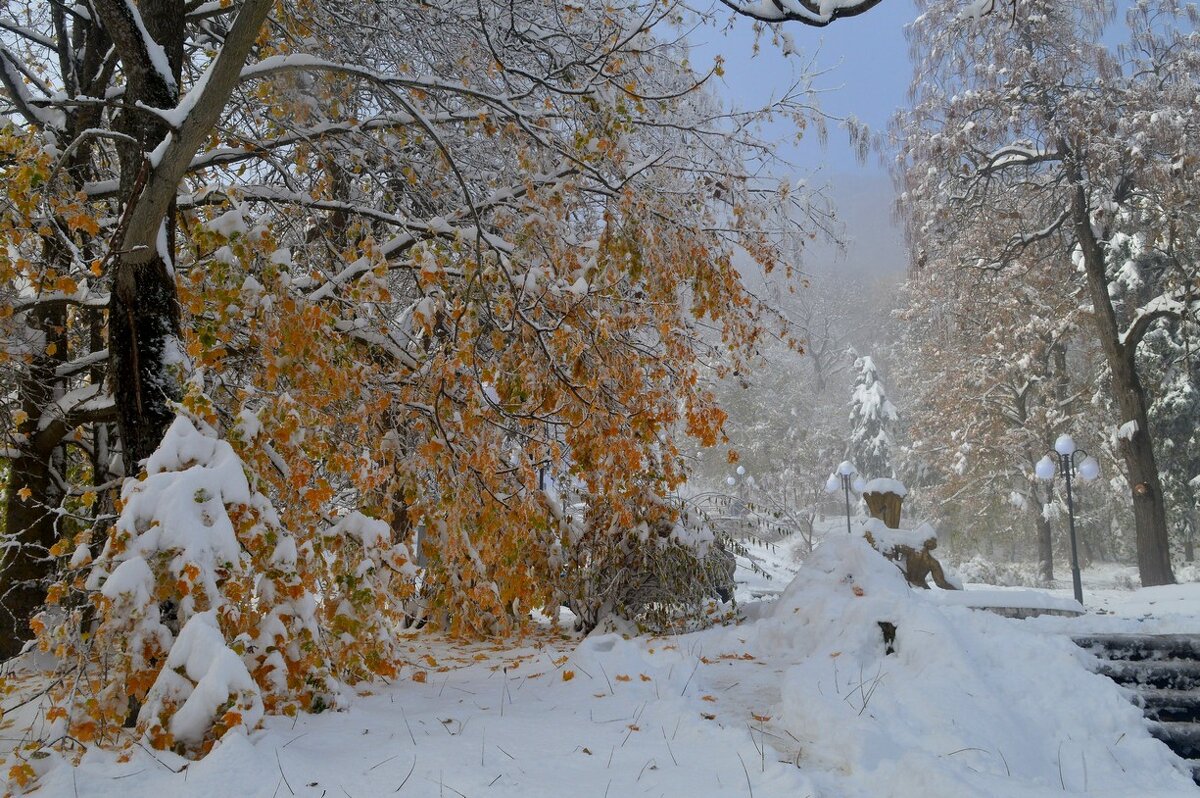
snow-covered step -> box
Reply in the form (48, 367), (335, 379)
(1136, 689), (1200, 724)
(1149, 722), (1200, 760)
(1074, 634), (1200, 662)
(1074, 633), (1200, 785)
(1093, 659), (1200, 692)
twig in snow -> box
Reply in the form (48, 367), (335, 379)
(636, 758), (657, 782)
(276, 749), (295, 796)
(496, 745), (515, 760)
(394, 758), (417, 792)
(133, 739), (186, 772)
(401, 707), (417, 746)
(281, 732), (310, 749)
(736, 751), (754, 798)
(597, 662), (614, 695)
(680, 659), (701, 696)
(661, 727), (678, 766)
(369, 753), (401, 772)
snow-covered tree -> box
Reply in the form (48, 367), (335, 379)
(0, 0), (904, 764)
(847, 354), (898, 480)
(894, 0), (1200, 586)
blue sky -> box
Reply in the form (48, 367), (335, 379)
(694, 1), (918, 176)
(689, 2), (920, 278)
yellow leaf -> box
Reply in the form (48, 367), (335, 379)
(561, 670), (575, 682)
(17, 487), (31, 501)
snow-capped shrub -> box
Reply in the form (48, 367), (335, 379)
(561, 490), (735, 633)
(34, 412), (334, 754)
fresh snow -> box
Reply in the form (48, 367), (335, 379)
(11, 525), (1199, 798)
(862, 477), (907, 497)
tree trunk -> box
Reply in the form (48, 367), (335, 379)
(863, 490), (903, 528)
(93, 0), (271, 471)
(1, 251), (69, 659)
(102, 0), (185, 473)
(2, 456), (59, 660)
(1035, 507), (1053, 583)
(109, 253), (182, 471)
(1069, 172), (1174, 586)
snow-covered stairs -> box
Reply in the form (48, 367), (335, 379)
(1074, 633), (1200, 783)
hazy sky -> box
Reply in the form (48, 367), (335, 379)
(689, 2), (920, 278)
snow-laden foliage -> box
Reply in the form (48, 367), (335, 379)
(0, 0), (864, 774)
(32, 410), (344, 754)
(846, 355), (897, 480)
(893, 0), (1200, 584)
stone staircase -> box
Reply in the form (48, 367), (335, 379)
(1074, 633), (1200, 785)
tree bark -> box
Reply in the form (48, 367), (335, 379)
(92, 0), (272, 471)
(1035, 506), (1053, 583)
(1068, 170), (1175, 586)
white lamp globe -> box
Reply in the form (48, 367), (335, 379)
(838, 460), (856, 477)
(825, 475), (840, 494)
(736, 465), (746, 476)
(726, 476), (736, 487)
(1078, 456), (1100, 482)
(1035, 455), (1056, 481)
(1054, 434), (1076, 456)
(852, 476), (867, 493)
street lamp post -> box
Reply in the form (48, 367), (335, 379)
(1035, 435), (1101, 605)
(825, 460), (866, 535)
(726, 465), (753, 517)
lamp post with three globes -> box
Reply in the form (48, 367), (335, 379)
(1035, 435), (1100, 605)
(825, 460), (866, 536)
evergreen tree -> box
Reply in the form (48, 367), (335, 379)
(847, 355), (898, 479)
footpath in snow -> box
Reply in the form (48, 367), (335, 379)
(8, 533), (1200, 798)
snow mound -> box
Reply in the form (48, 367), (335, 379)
(725, 536), (1191, 794)
(862, 477), (907, 497)
(140, 611), (264, 746)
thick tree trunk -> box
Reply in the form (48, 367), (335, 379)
(109, 253), (182, 471)
(93, 0), (271, 471)
(102, 0), (185, 473)
(1069, 175), (1174, 586)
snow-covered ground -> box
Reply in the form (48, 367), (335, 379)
(6, 521), (1200, 797)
